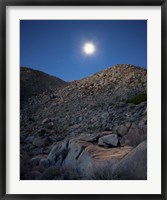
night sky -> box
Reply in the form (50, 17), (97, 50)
(20, 20), (147, 81)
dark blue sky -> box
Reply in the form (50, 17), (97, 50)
(20, 20), (147, 81)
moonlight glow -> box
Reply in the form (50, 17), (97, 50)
(83, 42), (95, 55)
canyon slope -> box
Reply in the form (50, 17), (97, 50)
(20, 64), (147, 180)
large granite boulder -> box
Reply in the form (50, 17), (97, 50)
(112, 140), (147, 180)
(48, 135), (133, 177)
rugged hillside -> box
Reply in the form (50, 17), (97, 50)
(20, 67), (68, 106)
(20, 64), (147, 180)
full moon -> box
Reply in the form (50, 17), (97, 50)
(83, 42), (95, 55)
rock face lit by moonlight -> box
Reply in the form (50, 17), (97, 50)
(83, 42), (95, 54)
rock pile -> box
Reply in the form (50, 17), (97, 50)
(20, 64), (147, 180)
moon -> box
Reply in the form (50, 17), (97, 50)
(83, 42), (95, 55)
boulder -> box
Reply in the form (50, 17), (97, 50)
(98, 134), (118, 147)
(63, 139), (89, 169)
(32, 137), (49, 147)
(77, 131), (112, 143)
(30, 156), (41, 166)
(112, 140), (147, 180)
(63, 137), (132, 177)
(76, 143), (132, 177)
(39, 158), (50, 168)
(120, 125), (147, 147)
(30, 147), (43, 156)
(30, 154), (47, 166)
(47, 140), (68, 166)
(46, 134), (133, 178)
(117, 122), (131, 136)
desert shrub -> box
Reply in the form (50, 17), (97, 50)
(126, 93), (147, 105)
(40, 166), (80, 180)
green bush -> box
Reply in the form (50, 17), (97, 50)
(126, 93), (147, 105)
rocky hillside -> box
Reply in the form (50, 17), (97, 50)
(20, 66), (68, 107)
(20, 64), (147, 180)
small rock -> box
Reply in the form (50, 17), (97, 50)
(25, 136), (35, 143)
(101, 112), (109, 120)
(46, 122), (54, 129)
(41, 118), (51, 124)
(78, 116), (83, 121)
